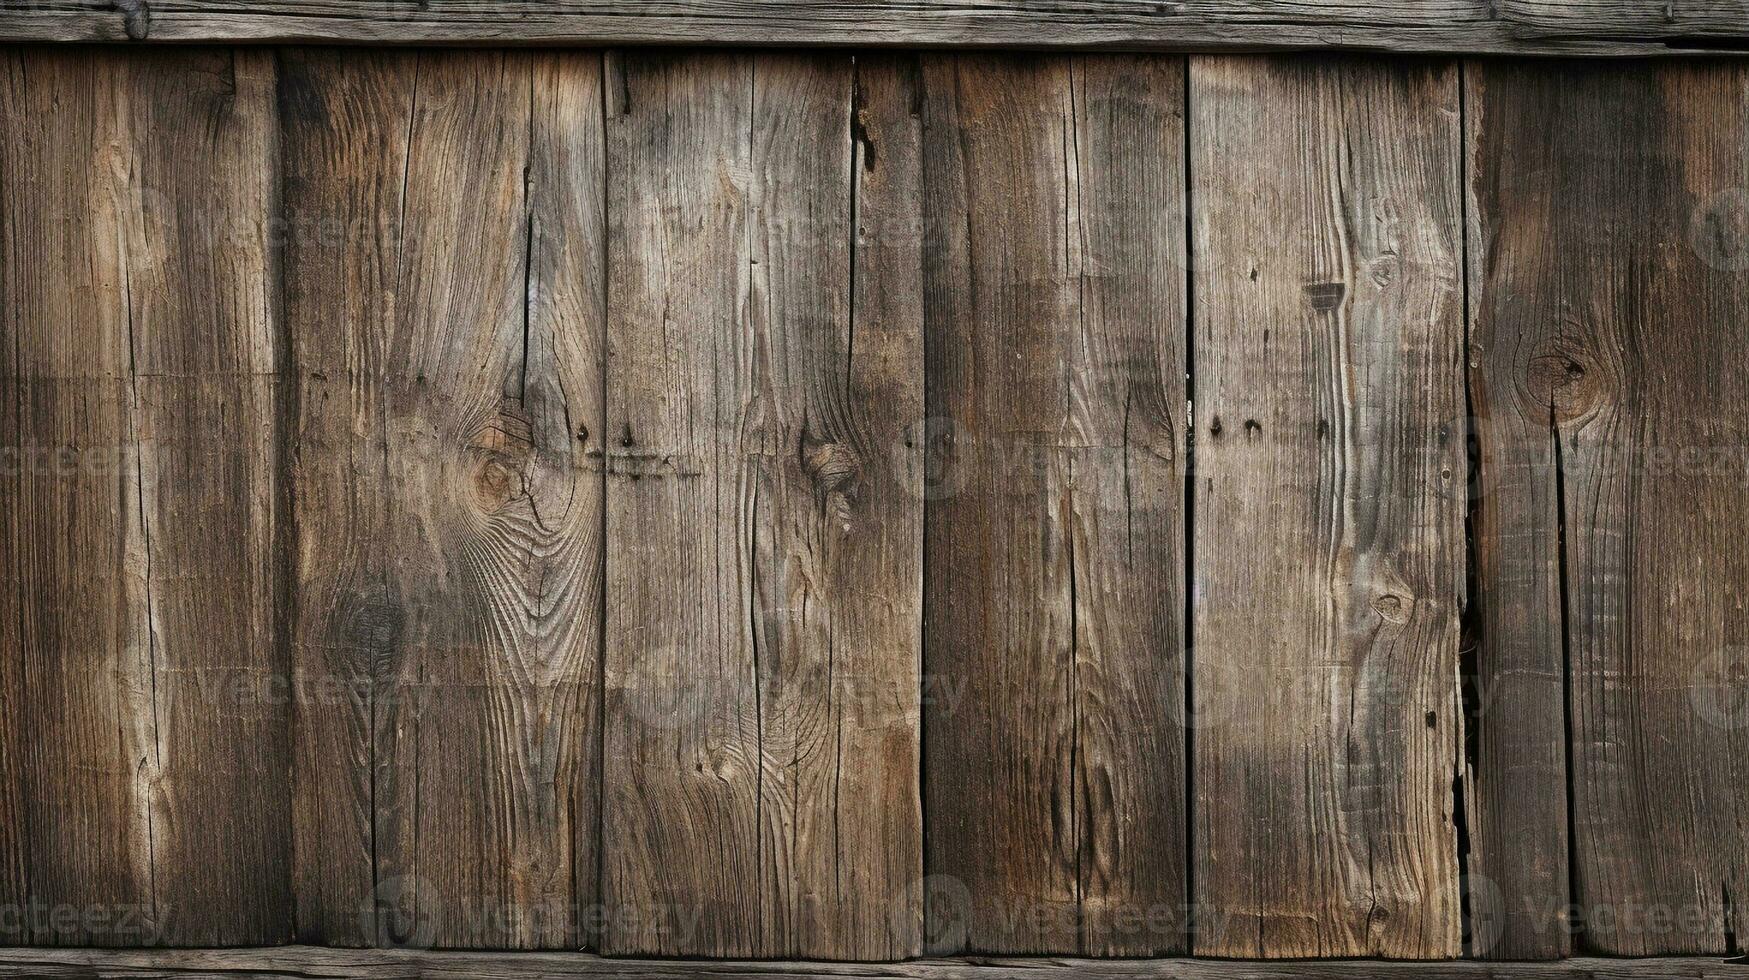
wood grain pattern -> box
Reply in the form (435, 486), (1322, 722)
(1469, 60), (1749, 957)
(1189, 55), (1465, 958)
(0, 0), (1734, 55)
(1, 47), (290, 947)
(284, 48), (605, 950)
(1, 947), (1748, 979)
(0, 48), (159, 947)
(1497, 0), (1749, 41)
(601, 51), (922, 959)
(920, 52), (1188, 956)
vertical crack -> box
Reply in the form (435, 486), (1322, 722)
(591, 48), (612, 955)
(520, 60), (535, 405)
(1454, 59), (1481, 960)
(1552, 396), (1580, 952)
(1725, 882), (1740, 956)
(1180, 54), (1198, 956)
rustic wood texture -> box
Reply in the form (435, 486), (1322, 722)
(1497, 0), (1749, 42)
(1189, 55), (1466, 958)
(283, 48), (606, 949)
(1, 947), (1747, 979)
(601, 50), (923, 959)
(0, 0), (1737, 54)
(920, 53), (1188, 956)
(1, 47), (291, 947)
(1469, 60), (1749, 957)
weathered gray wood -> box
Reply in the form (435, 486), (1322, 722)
(921, 52), (1188, 955)
(602, 50), (922, 959)
(0, 0), (1734, 54)
(1189, 55), (1466, 958)
(1498, 0), (1749, 42)
(1469, 60), (1749, 957)
(284, 48), (605, 949)
(0, 947), (1746, 979)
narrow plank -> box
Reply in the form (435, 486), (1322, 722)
(284, 48), (604, 949)
(1, 948), (1747, 980)
(279, 47), (417, 947)
(920, 52), (1188, 955)
(1469, 60), (1749, 956)
(0, 49), (158, 947)
(1459, 60), (1571, 962)
(0, 0), (1724, 55)
(1189, 55), (1466, 958)
(603, 49), (920, 959)
(120, 44), (289, 948)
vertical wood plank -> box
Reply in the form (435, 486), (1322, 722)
(283, 48), (605, 950)
(1469, 61), (1749, 957)
(920, 53), (1188, 955)
(1460, 60), (1572, 961)
(1189, 55), (1465, 959)
(280, 48), (415, 947)
(0, 47), (289, 946)
(0, 49), (158, 947)
(603, 51), (921, 959)
(123, 44), (289, 948)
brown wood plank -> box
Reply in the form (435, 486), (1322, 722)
(1189, 55), (1465, 958)
(0, 49), (159, 947)
(284, 48), (605, 949)
(0, 0), (1732, 54)
(279, 47), (417, 947)
(1, 47), (290, 946)
(1, 947), (1748, 979)
(121, 44), (290, 948)
(602, 50), (921, 959)
(920, 52), (1188, 956)
(1469, 60), (1749, 957)
(1459, 60), (1572, 962)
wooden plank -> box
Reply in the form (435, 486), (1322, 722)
(1459, 60), (1571, 962)
(602, 50), (922, 959)
(279, 47), (417, 947)
(0, 0), (1732, 55)
(1469, 60), (1749, 957)
(1497, 0), (1749, 42)
(920, 52), (1188, 955)
(0, 49), (158, 947)
(121, 44), (289, 949)
(1189, 55), (1465, 958)
(1, 948), (1748, 980)
(1, 47), (290, 946)
(283, 48), (605, 949)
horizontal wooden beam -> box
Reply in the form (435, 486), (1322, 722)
(0, 949), (1745, 978)
(0, 0), (1742, 54)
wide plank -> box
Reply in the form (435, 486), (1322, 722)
(0, 0), (1729, 55)
(1468, 60), (1749, 957)
(284, 48), (605, 949)
(602, 51), (922, 959)
(920, 52), (1188, 955)
(1189, 55), (1466, 958)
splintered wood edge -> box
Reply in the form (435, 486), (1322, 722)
(0, 949), (1744, 978)
(0, 1), (1742, 54)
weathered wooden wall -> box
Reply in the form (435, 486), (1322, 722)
(1, 48), (1747, 964)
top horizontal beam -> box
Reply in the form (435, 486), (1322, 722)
(0, 0), (1743, 54)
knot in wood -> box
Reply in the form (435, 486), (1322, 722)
(1526, 340), (1601, 422)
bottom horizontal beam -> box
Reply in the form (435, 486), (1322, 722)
(0, 949), (1743, 979)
